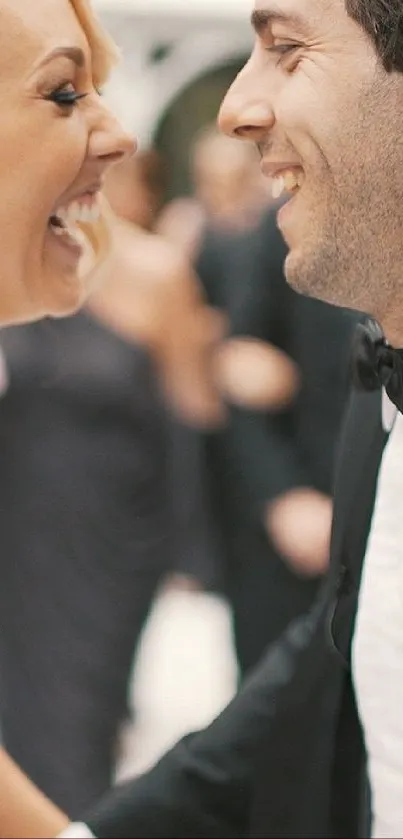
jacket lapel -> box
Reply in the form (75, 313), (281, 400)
(329, 387), (389, 664)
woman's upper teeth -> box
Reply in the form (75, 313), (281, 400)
(56, 199), (101, 226)
(271, 170), (303, 199)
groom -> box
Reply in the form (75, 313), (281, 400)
(60, 0), (403, 835)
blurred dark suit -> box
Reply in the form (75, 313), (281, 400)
(195, 205), (359, 672)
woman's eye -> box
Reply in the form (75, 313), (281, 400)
(45, 84), (87, 109)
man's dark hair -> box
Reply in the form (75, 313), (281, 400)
(346, 0), (403, 72)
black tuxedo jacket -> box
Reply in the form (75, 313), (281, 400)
(84, 383), (388, 837)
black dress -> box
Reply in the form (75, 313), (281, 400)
(0, 312), (174, 816)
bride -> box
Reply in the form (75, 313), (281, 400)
(0, 0), (134, 835)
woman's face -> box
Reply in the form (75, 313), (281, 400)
(0, 0), (134, 325)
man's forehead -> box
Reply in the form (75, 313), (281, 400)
(252, 0), (340, 31)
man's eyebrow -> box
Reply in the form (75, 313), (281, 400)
(251, 7), (310, 36)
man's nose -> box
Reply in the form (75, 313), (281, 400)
(218, 71), (275, 143)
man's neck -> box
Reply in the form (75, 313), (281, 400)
(383, 314), (403, 348)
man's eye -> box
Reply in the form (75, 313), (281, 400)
(45, 84), (88, 108)
(265, 42), (301, 70)
(266, 42), (299, 56)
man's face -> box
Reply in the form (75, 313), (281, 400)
(219, 0), (403, 325)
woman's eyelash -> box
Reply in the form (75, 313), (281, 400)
(45, 86), (88, 108)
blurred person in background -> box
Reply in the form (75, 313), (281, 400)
(157, 113), (357, 674)
(156, 125), (269, 260)
(0, 151), (222, 818)
(69, 166), (360, 839)
(103, 147), (165, 234)
(195, 201), (359, 674)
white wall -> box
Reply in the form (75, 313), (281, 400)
(95, 2), (252, 146)
(94, 0), (252, 21)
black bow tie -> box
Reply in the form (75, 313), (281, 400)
(352, 318), (403, 413)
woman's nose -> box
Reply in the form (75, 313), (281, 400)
(90, 103), (137, 166)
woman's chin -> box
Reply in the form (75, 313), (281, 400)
(38, 264), (84, 319)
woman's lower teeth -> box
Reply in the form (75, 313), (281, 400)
(50, 220), (80, 245)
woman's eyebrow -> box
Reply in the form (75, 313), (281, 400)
(34, 45), (85, 71)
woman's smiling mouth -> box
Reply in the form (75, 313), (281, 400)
(48, 193), (101, 260)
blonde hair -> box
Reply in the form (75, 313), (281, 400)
(70, 0), (119, 86)
(69, 0), (120, 266)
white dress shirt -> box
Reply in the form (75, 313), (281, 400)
(353, 399), (403, 837)
(58, 824), (94, 838)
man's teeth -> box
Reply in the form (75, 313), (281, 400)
(271, 171), (302, 200)
(56, 201), (101, 226)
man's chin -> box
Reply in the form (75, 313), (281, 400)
(283, 249), (307, 295)
(284, 249), (330, 304)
